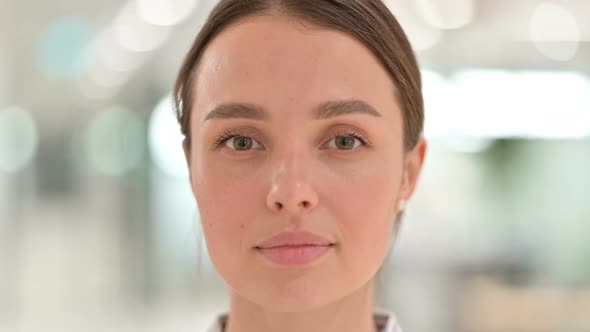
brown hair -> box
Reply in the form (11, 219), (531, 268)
(173, 0), (424, 152)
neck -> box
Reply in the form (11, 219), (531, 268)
(225, 279), (378, 332)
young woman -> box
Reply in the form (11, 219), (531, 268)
(174, 1), (427, 331)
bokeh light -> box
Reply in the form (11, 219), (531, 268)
(38, 16), (94, 77)
(148, 94), (188, 178)
(0, 106), (39, 173)
(114, 2), (171, 52)
(415, 0), (475, 30)
(84, 106), (145, 176)
(95, 30), (147, 72)
(385, 0), (441, 51)
(529, 2), (580, 61)
(421, 69), (450, 139)
(422, 69), (590, 140)
(86, 62), (130, 88)
(136, 0), (199, 26)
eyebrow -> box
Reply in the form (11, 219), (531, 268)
(202, 99), (382, 122)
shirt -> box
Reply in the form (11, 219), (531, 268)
(205, 306), (402, 332)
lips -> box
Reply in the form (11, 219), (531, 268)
(255, 230), (335, 249)
(254, 230), (336, 266)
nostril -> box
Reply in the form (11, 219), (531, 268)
(275, 202), (283, 209)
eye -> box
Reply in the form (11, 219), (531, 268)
(323, 130), (370, 150)
(211, 131), (264, 151)
(210, 127), (265, 151)
(223, 136), (263, 151)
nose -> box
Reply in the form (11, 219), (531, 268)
(266, 151), (319, 215)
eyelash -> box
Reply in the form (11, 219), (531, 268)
(211, 128), (372, 151)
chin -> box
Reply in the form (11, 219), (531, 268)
(249, 277), (343, 313)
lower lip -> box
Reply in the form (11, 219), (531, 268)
(256, 244), (333, 266)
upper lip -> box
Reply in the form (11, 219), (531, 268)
(255, 230), (335, 249)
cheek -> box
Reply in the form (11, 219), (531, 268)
(192, 159), (261, 272)
(327, 157), (403, 268)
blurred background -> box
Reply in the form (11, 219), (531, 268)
(0, 0), (589, 331)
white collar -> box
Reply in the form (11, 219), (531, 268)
(206, 307), (402, 332)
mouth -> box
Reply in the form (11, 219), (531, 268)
(255, 230), (335, 249)
(254, 243), (335, 266)
(254, 243), (335, 249)
(254, 230), (336, 266)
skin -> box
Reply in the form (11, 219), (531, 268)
(182, 15), (427, 332)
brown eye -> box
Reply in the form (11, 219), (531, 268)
(325, 134), (364, 150)
(224, 136), (262, 151)
(335, 136), (356, 150)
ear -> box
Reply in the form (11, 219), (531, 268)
(182, 138), (193, 187)
(398, 137), (427, 203)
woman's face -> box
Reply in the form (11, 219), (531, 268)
(183, 16), (425, 311)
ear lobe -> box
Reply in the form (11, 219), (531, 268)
(397, 199), (407, 212)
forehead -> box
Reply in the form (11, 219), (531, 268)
(193, 15), (399, 125)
